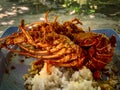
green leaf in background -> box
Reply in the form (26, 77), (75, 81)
(74, 7), (80, 12)
(89, 9), (95, 13)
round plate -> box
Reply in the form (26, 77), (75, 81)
(0, 27), (120, 90)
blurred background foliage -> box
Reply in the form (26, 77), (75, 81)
(8, 0), (120, 16)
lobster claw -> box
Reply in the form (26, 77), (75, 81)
(93, 70), (101, 80)
(110, 35), (117, 47)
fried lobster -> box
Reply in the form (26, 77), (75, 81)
(0, 12), (116, 79)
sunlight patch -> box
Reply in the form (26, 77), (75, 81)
(8, 20), (15, 25)
(1, 20), (14, 26)
(0, 8), (2, 11)
(89, 14), (95, 19)
(0, 31), (3, 35)
(1, 22), (8, 25)
(5, 11), (17, 16)
(0, 13), (8, 18)
(18, 10), (24, 14)
(39, 17), (45, 21)
(12, 6), (16, 9)
(0, 5), (2, 11)
(17, 6), (29, 11)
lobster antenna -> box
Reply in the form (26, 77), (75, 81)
(45, 11), (49, 23)
(20, 19), (25, 28)
(54, 15), (59, 22)
(88, 27), (91, 32)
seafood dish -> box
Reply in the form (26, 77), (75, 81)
(0, 12), (120, 90)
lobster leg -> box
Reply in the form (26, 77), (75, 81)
(46, 53), (78, 63)
(18, 42), (66, 54)
(18, 44), (49, 55)
(0, 32), (26, 48)
(5, 45), (74, 60)
(71, 18), (83, 25)
(47, 47), (83, 63)
(19, 26), (37, 47)
(45, 61), (52, 75)
(33, 59), (52, 75)
(50, 57), (85, 68)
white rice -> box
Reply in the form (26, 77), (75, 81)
(24, 63), (101, 90)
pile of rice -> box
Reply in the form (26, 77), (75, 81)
(23, 63), (101, 90)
